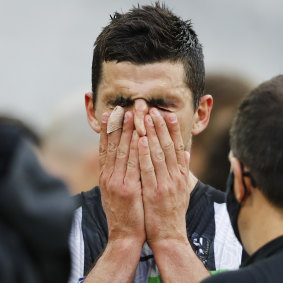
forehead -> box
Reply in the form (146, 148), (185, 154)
(97, 61), (192, 103)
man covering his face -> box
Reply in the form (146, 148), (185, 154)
(69, 3), (242, 282)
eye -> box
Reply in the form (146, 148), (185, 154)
(118, 101), (130, 107)
(156, 105), (175, 112)
(157, 106), (169, 111)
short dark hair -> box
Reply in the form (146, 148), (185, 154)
(230, 75), (283, 208)
(92, 2), (204, 110)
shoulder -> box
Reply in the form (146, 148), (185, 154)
(202, 253), (283, 283)
(245, 251), (283, 282)
(201, 269), (254, 283)
(187, 181), (242, 271)
(191, 181), (226, 205)
(72, 186), (102, 209)
(69, 186), (108, 278)
(186, 181), (227, 223)
(71, 186), (106, 235)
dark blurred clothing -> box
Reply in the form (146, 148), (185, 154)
(201, 236), (283, 283)
(0, 123), (74, 283)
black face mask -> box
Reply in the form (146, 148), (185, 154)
(226, 172), (242, 244)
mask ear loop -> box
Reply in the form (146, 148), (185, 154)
(240, 162), (248, 193)
(240, 162), (257, 188)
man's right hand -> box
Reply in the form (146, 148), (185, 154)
(99, 110), (146, 244)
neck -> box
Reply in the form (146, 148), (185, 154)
(240, 189), (283, 255)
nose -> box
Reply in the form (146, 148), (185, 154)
(133, 99), (149, 136)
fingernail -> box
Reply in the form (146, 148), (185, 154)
(146, 115), (154, 126)
(168, 113), (177, 124)
(135, 99), (147, 111)
(102, 113), (109, 123)
(132, 130), (138, 140)
(124, 111), (130, 124)
(141, 136), (148, 146)
(150, 108), (160, 117)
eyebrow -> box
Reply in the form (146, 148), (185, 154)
(107, 96), (176, 107)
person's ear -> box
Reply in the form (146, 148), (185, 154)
(85, 92), (101, 133)
(191, 95), (213, 135)
(231, 157), (245, 202)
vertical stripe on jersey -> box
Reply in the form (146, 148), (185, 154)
(214, 202), (242, 270)
(68, 207), (84, 283)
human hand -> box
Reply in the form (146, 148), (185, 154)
(138, 108), (191, 248)
(99, 110), (145, 244)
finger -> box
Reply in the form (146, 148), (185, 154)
(165, 112), (186, 169)
(138, 136), (157, 189)
(104, 118), (124, 179)
(148, 109), (179, 175)
(134, 99), (148, 136)
(124, 130), (140, 185)
(113, 111), (134, 177)
(99, 112), (110, 173)
(144, 114), (172, 179)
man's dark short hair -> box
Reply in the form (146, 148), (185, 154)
(91, 2), (204, 110)
(230, 75), (283, 208)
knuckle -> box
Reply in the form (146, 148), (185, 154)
(153, 150), (165, 162)
(99, 151), (107, 161)
(163, 141), (174, 152)
(119, 188), (132, 200)
(175, 175), (182, 186)
(116, 146), (127, 159)
(152, 189), (161, 200)
(140, 149), (150, 158)
(141, 165), (155, 175)
(99, 144), (107, 154)
(99, 157), (105, 169)
(158, 119), (167, 130)
(127, 159), (137, 170)
(108, 176), (120, 190)
(173, 174), (186, 191)
(107, 141), (118, 153)
(175, 142), (185, 152)
(178, 164), (187, 175)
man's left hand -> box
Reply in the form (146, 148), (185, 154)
(138, 108), (191, 248)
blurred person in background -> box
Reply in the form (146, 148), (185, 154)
(0, 117), (74, 282)
(191, 74), (252, 190)
(201, 74), (283, 282)
(0, 116), (41, 147)
(42, 93), (100, 195)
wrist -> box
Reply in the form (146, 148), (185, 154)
(107, 237), (144, 253)
(150, 237), (190, 254)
